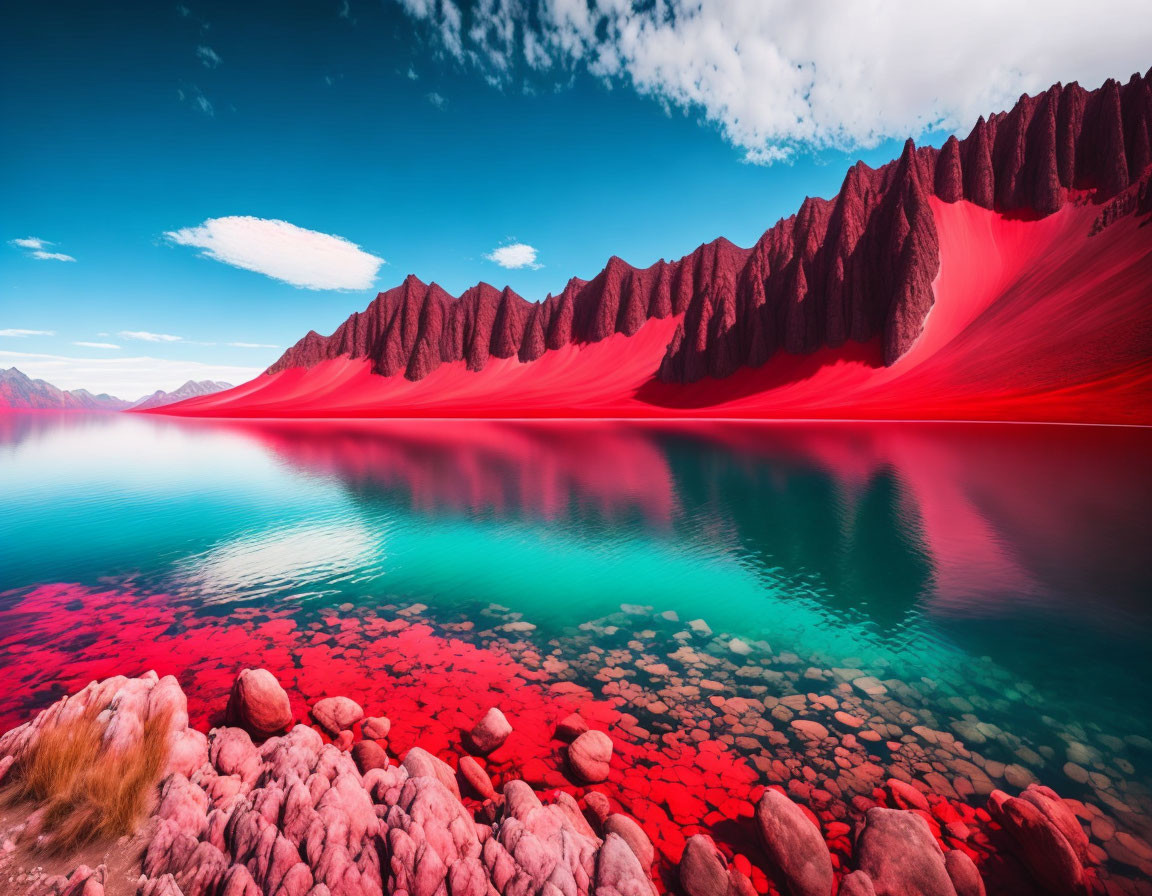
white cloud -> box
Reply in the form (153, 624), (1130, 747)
(426, 91), (447, 108)
(396, 0), (1152, 162)
(9, 237), (76, 261)
(164, 216), (385, 290)
(120, 330), (183, 343)
(0, 328), (55, 337)
(484, 242), (541, 269)
(228, 341), (279, 349)
(74, 341), (121, 349)
(0, 350), (262, 398)
(196, 45), (222, 68)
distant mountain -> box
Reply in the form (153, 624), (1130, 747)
(0, 368), (131, 411)
(156, 69), (1152, 424)
(129, 380), (234, 410)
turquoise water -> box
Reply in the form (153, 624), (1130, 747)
(1, 413), (1151, 819)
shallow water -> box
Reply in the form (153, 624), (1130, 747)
(1, 413), (1150, 884)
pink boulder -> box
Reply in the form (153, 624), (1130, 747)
(458, 755), (496, 799)
(351, 739), (389, 773)
(754, 789), (833, 896)
(854, 807), (957, 896)
(568, 730), (613, 783)
(361, 716), (391, 740)
(604, 813), (655, 868)
(839, 871), (877, 896)
(224, 668), (292, 739)
(556, 713), (590, 741)
(944, 850), (985, 896)
(679, 834), (731, 896)
(987, 793), (1086, 896)
(310, 696), (363, 737)
(469, 707), (512, 754)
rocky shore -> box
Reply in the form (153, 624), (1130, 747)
(2, 663), (1145, 896)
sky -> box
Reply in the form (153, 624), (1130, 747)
(2, 0), (1149, 397)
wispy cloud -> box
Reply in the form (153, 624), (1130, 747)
(0, 328), (56, 337)
(484, 242), (541, 270)
(74, 341), (121, 349)
(177, 84), (214, 116)
(338, 0), (352, 20)
(119, 330), (183, 343)
(164, 216), (385, 290)
(425, 91), (447, 108)
(196, 45), (222, 68)
(0, 349), (261, 398)
(228, 342), (279, 349)
(8, 237), (76, 262)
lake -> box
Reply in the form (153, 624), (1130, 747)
(1, 413), (1150, 884)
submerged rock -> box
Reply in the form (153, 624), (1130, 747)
(854, 807), (958, 896)
(987, 790), (1087, 896)
(754, 789), (833, 896)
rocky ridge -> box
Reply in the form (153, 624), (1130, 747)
(266, 70), (1152, 388)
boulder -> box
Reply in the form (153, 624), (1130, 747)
(361, 716), (391, 740)
(556, 713), (590, 741)
(350, 739), (389, 773)
(680, 834), (731, 896)
(568, 729), (613, 783)
(225, 668), (293, 739)
(310, 696), (363, 737)
(754, 789), (833, 896)
(458, 755), (496, 799)
(468, 707), (512, 754)
(1018, 785), (1090, 863)
(839, 871), (877, 896)
(944, 850), (985, 896)
(604, 813), (655, 868)
(986, 792), (1086, 896)
(854, 807), (957, 896)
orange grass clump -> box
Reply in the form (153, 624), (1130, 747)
(3, 705), (172, 851)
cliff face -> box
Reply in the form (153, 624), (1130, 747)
(268, 71), (1152, 386)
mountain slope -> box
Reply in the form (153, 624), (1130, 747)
(158, 70), (1152, 423)
(130, 380), (233, 410)
(0, 368), (131, 411)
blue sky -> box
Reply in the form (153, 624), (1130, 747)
(3, 0), (1148, 396)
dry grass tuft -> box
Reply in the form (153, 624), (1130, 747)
(3, 705), (172, 852)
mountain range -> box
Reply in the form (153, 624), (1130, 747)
(143, 70), (1152, 423)
(0, 368), (233, 411)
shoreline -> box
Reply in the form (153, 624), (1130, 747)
(2, 590), (1150, 895)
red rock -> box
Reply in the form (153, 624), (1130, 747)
(361, 716), (390, 740)
(680, 834), (732, 896)
(350, 739), (388, 773)
(885, 778), (929, 812)
(585, 790), (612, 823)
(604, 813), (655, 868)
(1018, 784), (1090, 863)
(944, 849), (985, 896)
(987, 793), (1086, 896)
(310, 696), (363, 736)
(754, 789), (833, 896)
(854, 807), (957, 896)
(224, 668), (293, 739)
(556, 712), (590, 741)
(568, 729), (613, 783)
(468, 706), (512, 754)
(839, 871), (877, 896)
(458, 755), (496, 799)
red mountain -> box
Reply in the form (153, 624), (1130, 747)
(157, 70), (1152, 424)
